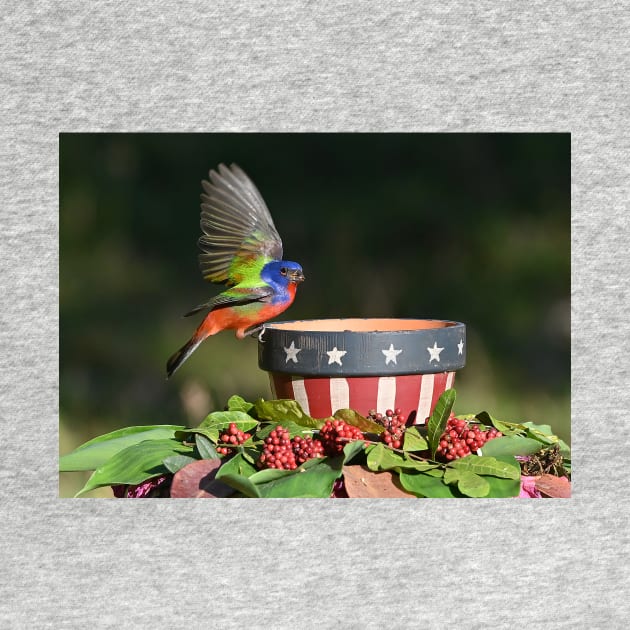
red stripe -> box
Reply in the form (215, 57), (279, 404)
(347, 376), (380, 416)
(270, 371), (456, 424)
(430, 372), (449, 417)
(392, 374), (423, 423)
(302, 377), (333, 418)
(270, 374), (294, 399)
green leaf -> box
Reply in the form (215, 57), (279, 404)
(449, 454), (520, 480)
(427, 389), (456, 458)
(226, 444), (359, 498)
(193, 411), (259, 442)
(444, 468), (490, 497)
(226, 395), (254, 413)
(366, 443), (439, 473)
(254, 398), (323, 429)
(398, 470), (458, 498)
(243, 459), (323, 487)
(563, 457), (572, 475)
(474, 411), (524, 435)
(255, 457), (344, 498)
(241, 446), (259, 465)
(455, 413), (478, 421)
(521, 422), (571, 456)
(522, 421), (554, 435)
(59, 425), (186, 472)
(402, 426), (429, 452)
(215, 453), (258, 479)
(195, 434), (219, 460)
(451, 455), (521, 497)
(163, 454), (199, 474)
(214, 452), (263, 498)
(457, 472), (489, 497)
(342, 439), (367, 464)
(76, 439), (193, 496)
(248, 467), (297, 485)
(483, 474), (522, 498)
(366, 443), (405, 471)
(443, 467), (459, 485)
(214, 473), (261, 498)
(556, 440), (571, 459)
(479, 436), (544, 458)
(333, 409), (384, 434)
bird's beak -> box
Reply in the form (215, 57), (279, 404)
(290, 269), (305, 283)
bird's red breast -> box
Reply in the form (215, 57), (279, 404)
(196, 282), (298, 340)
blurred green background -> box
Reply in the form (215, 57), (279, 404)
(59, 133), (570, 497)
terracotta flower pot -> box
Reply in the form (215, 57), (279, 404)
(258, 318), (466, 424)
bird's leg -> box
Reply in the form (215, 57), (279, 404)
(244, 324), (266, 342)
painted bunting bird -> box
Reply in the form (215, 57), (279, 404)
(166, 163), (305, 378)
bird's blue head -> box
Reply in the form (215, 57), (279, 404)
(261, 260), (305, 289)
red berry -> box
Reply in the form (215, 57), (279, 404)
(258, 427), (326, 470)
(257, 426), (298, 470)
(319, 419), (364, 456)
(367, 408), (408, 450)
(435, 416), (505, 462)
(292, 435), (325, 465)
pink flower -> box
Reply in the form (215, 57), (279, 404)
(519, 475), (542, 498)
(330, 478), (348, 498)
(112, 475), (171, 498)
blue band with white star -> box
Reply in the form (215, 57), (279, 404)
(257, 318), (466, 377)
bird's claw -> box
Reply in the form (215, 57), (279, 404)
(245, 325), (266, 342)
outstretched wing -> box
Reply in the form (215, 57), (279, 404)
(183, 285), (274, 317)
(198, 163), (283, 286)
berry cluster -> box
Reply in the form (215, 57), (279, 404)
(257, 426), (326, 470)
(292, 435), (325, 465)
(436, 415), (502, 461)
(318, 419), (365, 455)
(368, 408), (407, 449)
(216, 422), (252, 455)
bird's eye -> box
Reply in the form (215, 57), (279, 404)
(280, 267), (288, 276)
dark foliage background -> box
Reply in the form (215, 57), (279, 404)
(60, 133), (570, 496)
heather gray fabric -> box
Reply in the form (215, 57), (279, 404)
(2, 2), (628, 628)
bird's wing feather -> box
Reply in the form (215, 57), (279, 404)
(198, 163), (283, 285)
(183, 285), (274, 317)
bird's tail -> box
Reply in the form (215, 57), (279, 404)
(166, 334), (205, 379)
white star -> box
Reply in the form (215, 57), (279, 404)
(427, 341), (444, 363)
(326, 347), (347, 366)
(382, 343), (403, 365)
(283, 341), (301, 363)
(457, 339), (464, 355)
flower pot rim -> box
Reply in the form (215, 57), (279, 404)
(263, 317), (463, 333)
(258, 318), (466, 377)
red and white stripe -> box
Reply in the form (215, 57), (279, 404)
(269, 371), (456, 424)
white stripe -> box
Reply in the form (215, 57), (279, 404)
(291, 378), (310, 415)
(416, 373), (435, 424)
(376, 376), (397, 414)
(445, 371), (455, 390)
(329, 378), (350, 413)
